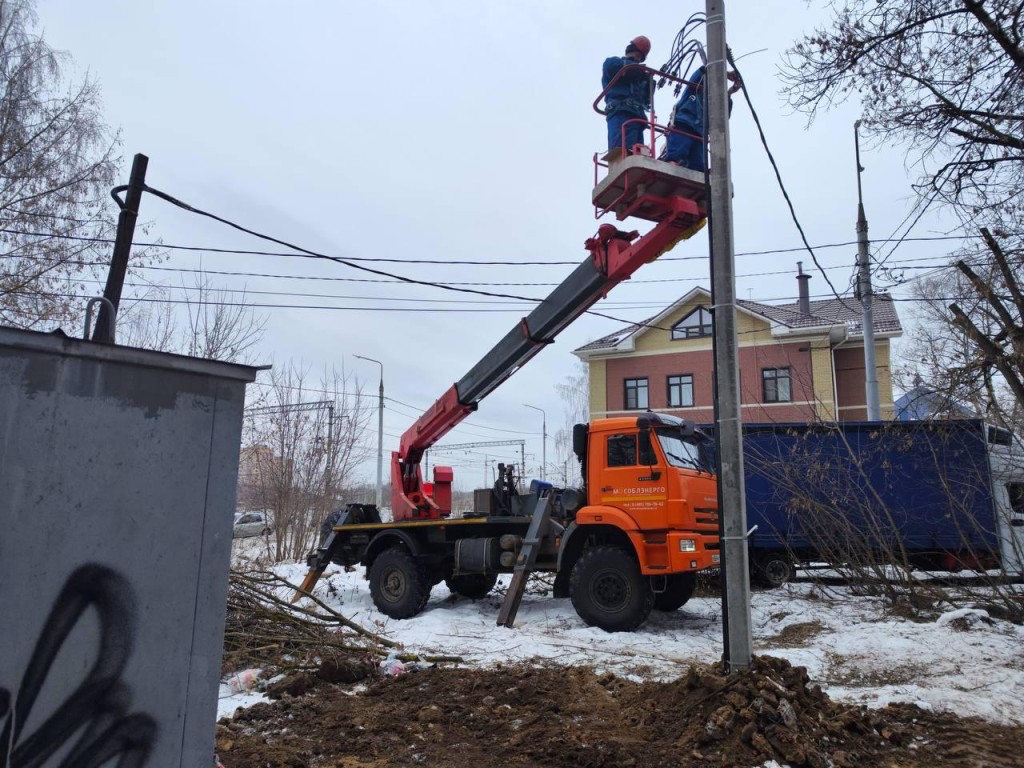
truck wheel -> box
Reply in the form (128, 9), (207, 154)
(570, 546), (654, 632)
(369, 548), (431, 619)
(445, 573), (498, 600)
(755, 553), (793, 588)
(653, 572), (697, 611)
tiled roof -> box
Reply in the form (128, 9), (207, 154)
(746, 294), (902, 335)
(574, 318), (653, 352)
(574, 291), (901, 354)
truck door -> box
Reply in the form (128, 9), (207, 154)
(598, 431), (668, 518)
(989, 439), (1024, 576)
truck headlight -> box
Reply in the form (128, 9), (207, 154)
(679, 539), (696, 553)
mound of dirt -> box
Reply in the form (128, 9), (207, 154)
(217, 655), (1024, 768)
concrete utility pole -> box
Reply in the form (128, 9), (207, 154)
(523, 403), (546, 481)
(854, 121), (881, 421)
(354, 355), (385, 510)
(706, 0), (753, 671)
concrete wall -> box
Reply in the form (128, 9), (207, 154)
(0, 327), (257, 768)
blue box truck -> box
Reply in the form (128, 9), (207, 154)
(713, 420), (1024, 586)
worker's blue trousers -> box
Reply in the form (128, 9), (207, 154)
(607, 111), (646, 153)
(662, 124), (705, 171)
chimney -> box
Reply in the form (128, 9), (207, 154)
(796, 261), (811, 315)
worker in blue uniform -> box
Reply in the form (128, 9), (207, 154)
(662, 66), (741, 171)
(602, 35), (652, 158)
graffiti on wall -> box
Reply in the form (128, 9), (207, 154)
(0, 563), (157, 767)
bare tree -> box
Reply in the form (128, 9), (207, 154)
(238, 363), (372, 562)
(179, 275), (267, 364)
(118, 274), (268, 364)
(783, 0), (1024, 221)
(115, 288), (178, 353)
(0, 0), (122, 329)
(553, 361), (589, 487)
(783, 3), (1024, 423)
(898, 229), (1024, 430)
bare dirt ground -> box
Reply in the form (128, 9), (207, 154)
(216, 656), (1024, 768)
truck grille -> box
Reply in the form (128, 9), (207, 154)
(694, 508), (719, 527)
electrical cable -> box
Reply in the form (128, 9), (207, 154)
(0, 227), (1009, 266)
(139, 184), (553, 304)
(726, 49), (856, 310)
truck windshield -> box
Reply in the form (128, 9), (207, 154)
(656, 429), (710, 473)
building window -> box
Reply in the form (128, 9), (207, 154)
(667, 374), (694, 407)
(624, 378), (648, 410)
(671, 306), (713, 339)
(762, 367), (792, 403)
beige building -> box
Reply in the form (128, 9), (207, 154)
(574, 273), (902, 424)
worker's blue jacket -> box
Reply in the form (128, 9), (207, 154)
(602, 56), (651, 116)
(672, 66), (706, 130)
(671, 66), (733, 130)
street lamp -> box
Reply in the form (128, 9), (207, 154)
(523, 403), (546, 481)
(354, 355), (384, 510)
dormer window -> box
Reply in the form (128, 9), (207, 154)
(671, 306), (713, 339)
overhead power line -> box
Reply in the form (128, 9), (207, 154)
(728, 50), (853, 309)
(6, 285), (930, 317)
(1, 251), (978, 288)
(0, 226), (1006, 267)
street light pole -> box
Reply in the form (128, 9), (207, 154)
(854, 120), (881, 421)
(354, 355), (385, 511)
(523, 404), (546, 481)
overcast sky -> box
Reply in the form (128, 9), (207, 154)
(37, 1), (953, 489)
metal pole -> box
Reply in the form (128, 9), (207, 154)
(355, 355), (385, 510)
(706, 0), (753, 671)
(854, 121), (881, 421)
(523, 404), (546, 480)
(94, 153), (148, 343)
(326, 403), (336, 504)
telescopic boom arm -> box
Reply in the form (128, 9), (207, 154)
(392, 192), (704, 520)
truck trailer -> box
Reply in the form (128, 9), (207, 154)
(729, 419), (1024, 586)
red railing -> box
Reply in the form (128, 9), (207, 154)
(592, 65), (706, 219)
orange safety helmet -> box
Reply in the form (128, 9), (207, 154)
(628, 35), (651, 60)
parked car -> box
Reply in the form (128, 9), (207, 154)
(233, 511), (271, 538)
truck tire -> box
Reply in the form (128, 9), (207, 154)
(653, 572), (697, 611)
(569, 546), (654, 632)
(368, 548), (431, 619)
(445, 573), (498, 600)
(754, 553), (793, 588)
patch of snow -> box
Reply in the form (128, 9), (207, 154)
(935, 607), (991, 628)
(225, 562), (1024, 726)
(217, 683), (267, 720)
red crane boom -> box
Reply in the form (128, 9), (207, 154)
(391, 190), (706, 521)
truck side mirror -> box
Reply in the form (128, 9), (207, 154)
(572, 423), (588, 460)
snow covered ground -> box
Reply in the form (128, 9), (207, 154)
(221, 539), (1024, 724)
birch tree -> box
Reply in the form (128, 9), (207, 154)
(0, 0), (122, 328)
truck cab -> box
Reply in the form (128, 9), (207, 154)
(551, 412), (720, 630)
(571, 413), (719, 573)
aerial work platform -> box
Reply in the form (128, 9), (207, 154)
(593, 154), (708, 224)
